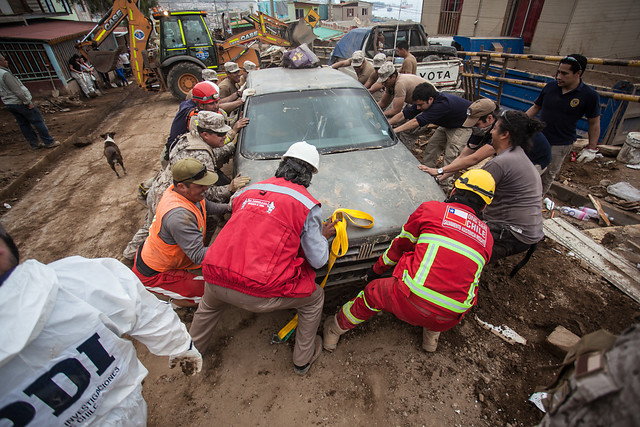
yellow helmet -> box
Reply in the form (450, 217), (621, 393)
(454, 169), (495, 205)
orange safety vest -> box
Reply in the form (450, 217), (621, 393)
(141, 185), (206, 272)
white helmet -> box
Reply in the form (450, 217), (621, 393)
(283, 141), (319, 173)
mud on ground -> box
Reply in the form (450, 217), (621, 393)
(1, 88), (639, 426)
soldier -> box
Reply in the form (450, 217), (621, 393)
(123, 111), (250, 261)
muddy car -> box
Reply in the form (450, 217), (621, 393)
(235, 66), (444, 287)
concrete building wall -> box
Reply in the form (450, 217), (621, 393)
(422, 0), (640, 59)
(458, 0), (509, 37)
(526, 1), (574, 55)
(422, 0), (508, 37)
(531, 0), (640, 58)
(420, 0), (441, 35)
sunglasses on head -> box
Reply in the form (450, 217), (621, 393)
(561, 55), (584, 71)
(178, 164), (207, 183)
(500, 109), (512, 127)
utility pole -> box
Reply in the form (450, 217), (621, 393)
(270, 0), (276, 18)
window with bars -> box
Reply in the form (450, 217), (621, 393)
(0, 42), (55, 81)
(437, 0), (464, 35)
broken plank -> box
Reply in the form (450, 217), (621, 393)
(543, 217), (640, 304)
(588, 194), (611, 226)
(598, 145), (622, 157)
(581, 224), (640, 242)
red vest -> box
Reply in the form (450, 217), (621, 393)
(141, 185), (206, 272)
(202, 177), (321, 298)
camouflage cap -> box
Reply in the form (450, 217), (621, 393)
(224, 61), (240, 73)
(201, 68), (218, 82)
(351, 50), (365, 67)
(196, 111), (231, 133)
(372, 53), (386, 69)
(172, 158), (218, 186)
(377, 61), (396, 82)
(243, 60), (257, 71)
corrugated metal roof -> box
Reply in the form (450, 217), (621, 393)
(0, 20), (97, 45)
(313, 26), (344, 41)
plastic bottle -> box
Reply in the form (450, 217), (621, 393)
(560, 206), (591, 220)
(578, 207), (614, 222)
(579, 207), (598, 218)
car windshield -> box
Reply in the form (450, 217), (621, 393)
(241, 88), (395, 158)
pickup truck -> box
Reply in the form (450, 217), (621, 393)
(329, 23), (462, 91)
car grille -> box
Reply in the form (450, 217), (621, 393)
(316, 239), (394, 288)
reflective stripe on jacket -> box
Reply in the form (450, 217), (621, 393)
(141, 185), (206, 272)
(375, 201), (493, 316)
(202, 176), (321, 298)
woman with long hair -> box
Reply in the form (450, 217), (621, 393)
(482, 109), (545, 264)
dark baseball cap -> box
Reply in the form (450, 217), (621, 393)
(172, 158), (218, 186)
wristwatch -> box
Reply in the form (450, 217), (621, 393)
(437, 167), (444, 175)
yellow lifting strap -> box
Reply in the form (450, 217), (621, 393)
(274, 209), (374, 343)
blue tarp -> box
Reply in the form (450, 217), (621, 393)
(329, 27), (372, 64)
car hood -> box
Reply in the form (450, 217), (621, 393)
(234, 143), (445, 244)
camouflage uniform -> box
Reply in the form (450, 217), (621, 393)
(538, 323), (640, 426)
(123, 128), (235, 260)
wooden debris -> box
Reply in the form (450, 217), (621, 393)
(543, 217), (640, 304)
(598, 145), (622, 157)
(572, 139), (589, 150)
(475, 316), (527, 345)
(588, 194), (611, 226)
(546, 326), (580, 354)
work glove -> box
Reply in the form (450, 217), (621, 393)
(241, 88), (256, 103)
(238, 82), (247, 93)
(229, 174), (251, 192)
(576, 148), (601, 163)
(363, 266), (381, 283)
(168, 341), (202, 376)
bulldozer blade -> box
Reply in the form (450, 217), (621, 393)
(86, 50), (120, 73)
(291, 20), (317, 46)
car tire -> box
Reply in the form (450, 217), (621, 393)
(416, 45), (458, 61)
(166, 62), (202, 101)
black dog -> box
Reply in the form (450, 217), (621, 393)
(101, 132), (126, 178)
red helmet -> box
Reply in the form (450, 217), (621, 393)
(192, 81), (220, 103)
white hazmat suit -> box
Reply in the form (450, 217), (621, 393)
(0, 256), (195, 426)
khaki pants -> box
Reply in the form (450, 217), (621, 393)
(541, 144), (573, 196)
(422, 127), (471, 168)
(189, 283), (324, 367)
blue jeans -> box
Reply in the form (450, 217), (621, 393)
(6, 104), (54, 148)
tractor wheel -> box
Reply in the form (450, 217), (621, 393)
(166, 62), (202, 100)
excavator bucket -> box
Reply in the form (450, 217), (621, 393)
(86, 50), (120, 73)
(291, 19), (317, 46)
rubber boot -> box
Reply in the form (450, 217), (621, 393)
(323, 314), (348, 352)
(422, 328), (440, 352)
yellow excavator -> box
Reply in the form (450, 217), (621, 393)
(77, 0), (314, 99)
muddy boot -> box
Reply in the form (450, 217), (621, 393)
(323, 314), (348, 352)
(422, 328), (440, 352)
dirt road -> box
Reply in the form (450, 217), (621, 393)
(1, 87), (638, 426)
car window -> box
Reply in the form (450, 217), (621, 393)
(241, 88), (395, 158)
